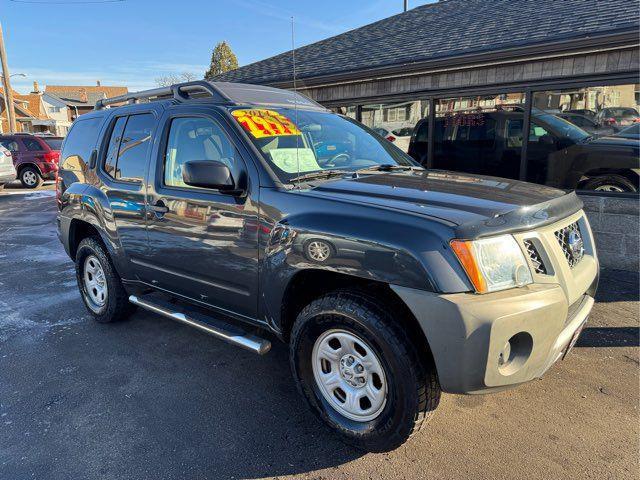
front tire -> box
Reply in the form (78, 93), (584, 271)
(290, 290), (440, 452)
(582, 174), (637, 193)
(20, 166), (43, 189)
(75, 237), (135, 323)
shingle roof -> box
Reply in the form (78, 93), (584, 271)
(216, 0), (640, 85)
(44, 85), (128, 106)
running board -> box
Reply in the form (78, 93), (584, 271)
(129, 295), (271, 355)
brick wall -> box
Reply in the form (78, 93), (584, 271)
(581, 195), (639, 271)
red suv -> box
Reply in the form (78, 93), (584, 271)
(0, 133), (63, 188)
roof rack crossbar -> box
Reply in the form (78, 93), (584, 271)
(94, 81), (232, 110)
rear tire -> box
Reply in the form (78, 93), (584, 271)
(20, 166), (42, 189)
(290, 290), (440, 452)
(582, 174), (637, 193)
(75, 237), (135, 323)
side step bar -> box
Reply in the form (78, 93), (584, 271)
(129, 295), (271, 355)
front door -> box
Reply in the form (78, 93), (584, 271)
(142, 109), (259, 320)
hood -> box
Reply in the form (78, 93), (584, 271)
(587, 135), (640, 148)
(308, 170), (582, 239)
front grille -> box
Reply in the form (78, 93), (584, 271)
(523, 239), (547, 274)
(555, 221), (585, 268)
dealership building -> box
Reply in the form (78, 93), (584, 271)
(218, 0), (640, 271)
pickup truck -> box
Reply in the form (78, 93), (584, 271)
(57, 81), (599, 452)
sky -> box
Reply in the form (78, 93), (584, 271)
(2, 0), (436, 94)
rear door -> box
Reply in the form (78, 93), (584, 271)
(97, 108), (159, 274)
(142, 106), (260, 320)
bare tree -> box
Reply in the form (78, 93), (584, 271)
(154, 72), (198, 87)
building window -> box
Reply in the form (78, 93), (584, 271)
(528, 84), (639, 193)
(430, 93), (525, 179)
(361, 100), (426, 153)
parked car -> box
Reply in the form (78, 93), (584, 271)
(371, 126), (413, 152)
(0, 133), (63, 188)
(57, 81), (598, 452)
(408, 108), (639, 192)
(0, 144), (17, 189)
(565, 109), (596, 119)
(594, 107), (640, 132)
(556, 112), (614, 136)
(614, 123), (640, 140)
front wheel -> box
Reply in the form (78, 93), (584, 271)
(582, 174), (637, 193)
(290, 291), (440, 452)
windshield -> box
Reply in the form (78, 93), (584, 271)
(532, 111), (590, 143)
(230, 107), (417, 183)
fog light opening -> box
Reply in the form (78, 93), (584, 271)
(498, 332), (533, 376)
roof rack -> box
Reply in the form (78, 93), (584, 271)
(94, 81), (232, 110)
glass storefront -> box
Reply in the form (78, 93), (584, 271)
(360, 101), (427, 153)
(431, 93), (525, 179)
(333, 81), (639, 194)
(527, 84), (640, 192)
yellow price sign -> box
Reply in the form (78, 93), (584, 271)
(232, 109), (301, 139)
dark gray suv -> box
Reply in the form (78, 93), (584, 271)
(57, 81), (599, 452)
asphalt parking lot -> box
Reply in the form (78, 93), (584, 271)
(0, 187), (638, 480)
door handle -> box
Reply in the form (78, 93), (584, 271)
(148, 201), (169, 216)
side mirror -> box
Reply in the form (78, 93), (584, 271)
(182, 160), (239, 192)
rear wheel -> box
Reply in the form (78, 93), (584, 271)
(20, 166), (42, 189)
(290, 290), (440, 452)
(582, 174), (637, 193)
(75, 237), (136, 323)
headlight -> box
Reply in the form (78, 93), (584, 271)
(451, 235), (532, 293)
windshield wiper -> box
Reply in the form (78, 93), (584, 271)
(353, 164), (424, 175)
(290, 169), (351, 183)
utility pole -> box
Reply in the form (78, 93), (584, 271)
(0, 22), (17, 133)
(404, 0), (408, 12)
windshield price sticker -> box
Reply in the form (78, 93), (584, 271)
(232, 109), (301, 138)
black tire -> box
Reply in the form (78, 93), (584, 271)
(75, 236), (135, 323)
(290, 290), (440, 452)
(582, 174), (637, 193)
(0, 183), (4, 190)
(19, 166), (43, 189)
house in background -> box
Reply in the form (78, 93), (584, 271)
(45, 81), (128, 120)
(0, 84), (72, 135)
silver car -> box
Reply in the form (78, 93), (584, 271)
(0, 144), (17, 189)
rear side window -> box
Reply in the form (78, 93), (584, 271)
(103, 113), (154, 182)
(61, 118), (102, 170)
(22, 137), (43, 151)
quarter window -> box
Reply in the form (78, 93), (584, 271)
(164, 116), (238, 189)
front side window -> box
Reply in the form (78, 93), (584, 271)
(1, 139), (18, 152)
(164, 116), (239, 188)
(103, 113), (154, 182)
(231, 107), (416, 184)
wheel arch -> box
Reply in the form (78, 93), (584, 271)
(16, 162), (43, 177)
(279, 269), (436, 370)
(577, 167), (639, 190)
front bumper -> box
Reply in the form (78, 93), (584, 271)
(392, 281), (596, 394)
(394, 208), (599, 394)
